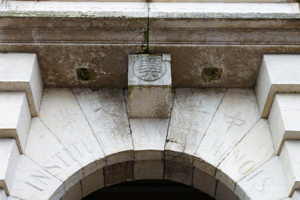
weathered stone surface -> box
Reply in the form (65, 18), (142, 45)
(10, 155), (65, 200)
(166, 88), (225, 163)
(215, 181), (237, 200)
(0, 139), (19, 195)
(39, 89), (105, 176)
(149, 3), (299, 16)
(134, 160), (164, 180)
(25, 117), (83, 191)
(61, 182), (82, 200)
(1, 2), (148, 18)
(0, 54), (43, 116)
(194, 89), (260, 176)
(193, 168), (217, 197)
(235, 156), (289, 200)
(1, 43), (300, 88)
(293, 190), (300, 200)
(216, 119), (275, 191)
(73, 88), (133, 166)
(130, 118), (168, 161)
(280, 141), (300, 196)
(164, 161), (193, 186)
(0, 92), (31, 154)
(269, 93), (300, 154)
(104, 161), (133, 187)
(128, 54), (172, 118)
(81, 169), (104, 198)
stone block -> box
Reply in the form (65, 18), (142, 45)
(269, 93), (300, 154)
(0, 92), (31, 154)
(81, 169), (104, 198)
(0, 139), (19, 195)
(280, 141), (300, 196)
(104, 161), (133, 187)
(256, 55), (300, 118)
(39, 89), (105, 176)
(166, 88), (225, 163)
(0, 53), (43, 116)
(25, 117), (83, 191)
(216, 119), (275, 191)
(193, 168), (217, 197)
(134, 160), (164, 180)
(61, 182), (82, 200)
(73, 88), (133, 166)
(10, 155), (65, 200)
(235, 156), (289, 200)
(293, 190), (300, 200)
(215, 181), (237, 200)
(194, 89), (260, 176)
(164, 161), (193, 186)
(130, 118), (168, 161)
(128, 54), (172, 118)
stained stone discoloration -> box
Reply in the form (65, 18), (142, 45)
(73, 88), (133, 166)
(216, 119), (275, 191)
(164, 161), (194, 186)
(166, 88), (225, 164)
(25, 118), (84, 191)
(39, 89), (106, 176)
(104, 162), (133, 187)
(194, 89), (260, 176)
(128, 54), (172, 118)
(134, 160), (164, 180)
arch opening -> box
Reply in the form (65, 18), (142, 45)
(82, 180), (215, 200)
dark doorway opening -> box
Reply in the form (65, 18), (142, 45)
(83, 180), (215, 200)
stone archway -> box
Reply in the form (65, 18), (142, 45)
(1, 86), (294, 200)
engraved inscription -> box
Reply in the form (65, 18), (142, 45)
(224, 150), (256, 175)
(43, 148), (76, 176)
(26, 170), (51, 191)
(224, 112), (246, 132)
(53, 109), (78, 133)
(247, 170), (275, 192)
(133, 56), (166, 82)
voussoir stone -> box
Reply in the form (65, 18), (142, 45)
(25, 117), (83, 191)
(215, 181), (238, 200)
(194, 89), (260, 176)
(73, 88), (133, 166)
(39, 89), (105, 176)
(10, 155), (65, 200)
(166, 88), (225, 164)
(130, 118), (168, 180)
(193, 168), (217, 197)
(81, 169), (104, 198)
(130, 118), (169, 161)
(216, 119), (275, 191)
(61, 182), (82, 200)
(235, 156), (289, 200)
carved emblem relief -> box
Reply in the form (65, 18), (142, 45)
(133, 56), (166, 82)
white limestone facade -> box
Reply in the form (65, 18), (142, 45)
(1, 1), (300, 200)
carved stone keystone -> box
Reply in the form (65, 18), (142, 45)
(128, 54), (172, 118)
